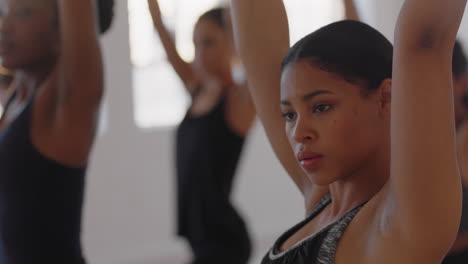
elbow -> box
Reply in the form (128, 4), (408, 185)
(395, 19), (456, 54)
(408, 27), (452, 52)
(416, 28), (441, 50)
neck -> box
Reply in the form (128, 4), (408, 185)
(327, 141), (390, 218)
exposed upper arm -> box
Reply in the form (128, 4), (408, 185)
(35, 0), (104, 166)
(385, 0), (466, 255)
(230, 0), (314, 198)
(154, 22), (195, 90)
(57, 0), (103, 102)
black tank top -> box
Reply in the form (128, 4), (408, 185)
(459, 186), (468, 233)
(0, 96), (86, 263)
(175, 97), (245, 239)
(262, 195), (365, 264)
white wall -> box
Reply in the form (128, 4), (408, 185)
(81, 1), (468, 263)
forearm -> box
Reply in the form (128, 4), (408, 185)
(231, 0), (289, 76)
(343, 0), (359, 21)
(230, 0), (313, 196)
(150, 13), (180, 64)
(147, 0), (192, 85)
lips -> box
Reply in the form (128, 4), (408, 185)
(298, 152), (324, 170)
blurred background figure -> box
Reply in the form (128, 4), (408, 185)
(0, 0), (113, 262)
(147, 0), (255, 263)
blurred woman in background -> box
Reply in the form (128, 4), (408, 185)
(147, 1), (255, 263)
(0, 0), (113, 262)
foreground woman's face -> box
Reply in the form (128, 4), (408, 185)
(280, 60), (387, 185)
(0, 0), (58, 69)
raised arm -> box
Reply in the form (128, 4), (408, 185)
(343, 0), (360, 21)
(230, 0), (327, 207)
(58, 0), (102, 105)
(43, 0), (105, 165)
(147, 0), (195, 89)
(389, 0), (466, 255)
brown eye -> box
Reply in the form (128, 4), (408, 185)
(282, 112), (296, 122)
(313, 104), (332, 114)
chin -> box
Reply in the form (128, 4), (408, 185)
(305, 170), (338, 186)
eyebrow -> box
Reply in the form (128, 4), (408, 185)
(280, 90), (334, 105)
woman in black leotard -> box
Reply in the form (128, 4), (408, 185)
(231, 0), (466, 263)
(0, 0), (113, 263)
(147, 1), (255, 263)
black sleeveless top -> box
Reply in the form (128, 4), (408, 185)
(0, 96), (86, 263)
(175, 97), (245, 239)
(262, 195), (365, 264)
(459, 186), (468, 234)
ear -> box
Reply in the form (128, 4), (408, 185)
(377, 78), (392, 116)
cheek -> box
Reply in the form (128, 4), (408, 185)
(326, 106), (380, 159)
(325, 111), (360, 147)
(285, 123), (295, 146)
(16, 26), (56, 61)
(17, 19), (54, 44)
(207, 46), (223, 60)
(206, 47), (230, 66)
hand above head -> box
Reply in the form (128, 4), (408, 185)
(343, 0), (360, 21)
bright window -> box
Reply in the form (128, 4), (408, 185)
(128, 0), (344, 128)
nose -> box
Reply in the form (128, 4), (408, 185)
(291, 115), (316, 143)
